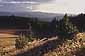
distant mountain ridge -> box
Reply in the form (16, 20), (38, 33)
(0, 12), (65, 21)
(14, 12), (65, 21)
(0, 11), (76, 21)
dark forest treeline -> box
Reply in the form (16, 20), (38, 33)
(0, 14), (85, 38)
(0, 15), (32, 29)
(69, 14), (85, 32)
(0, 15), (49, 29)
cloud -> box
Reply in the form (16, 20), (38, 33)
(29, 0), (53, 3)
(31, 0), (85, 14)
(2, 0), (53, 3)
(0, 0), (37, 12)
(0, 5), (4, 6)
(1, 1), (38, 4)
(0, 0), (84, 14)
(0, 0), (54, 12)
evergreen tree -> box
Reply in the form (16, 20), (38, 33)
(28, 23), (33, 41)
(57, 14), (79, 38)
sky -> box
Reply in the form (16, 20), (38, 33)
(0, 0), (85, 14)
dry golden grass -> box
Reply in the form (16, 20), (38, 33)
(82, 33), (85, 42)
(0, 38), (17, 47)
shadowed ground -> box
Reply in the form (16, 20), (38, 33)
(16, 39), (59, 56)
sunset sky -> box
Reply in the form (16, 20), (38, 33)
(0, 0), (85, 14)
